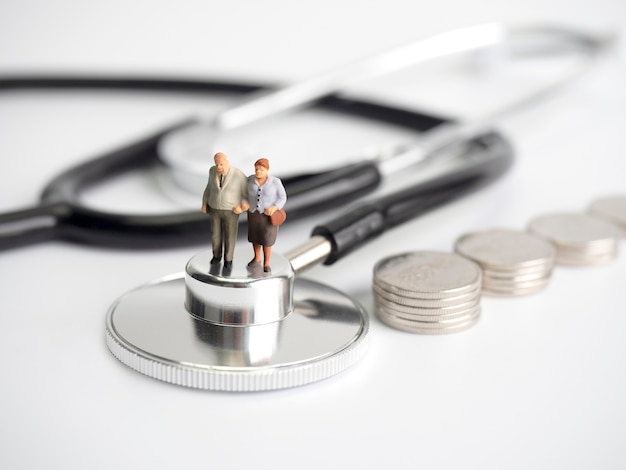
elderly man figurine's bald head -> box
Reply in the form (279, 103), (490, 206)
(213, 152), (230, 176)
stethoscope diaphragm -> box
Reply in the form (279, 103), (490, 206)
(106, 251), (369, 392)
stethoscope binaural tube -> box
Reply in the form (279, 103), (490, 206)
(0, 76), (445, 250)
(0, 24), (609, 251)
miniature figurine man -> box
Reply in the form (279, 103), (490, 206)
(201, 152), (248, 268)
(236, 158), (287, 273)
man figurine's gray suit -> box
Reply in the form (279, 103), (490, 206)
(201, 153), (248, 266)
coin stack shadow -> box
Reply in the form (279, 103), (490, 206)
(528, 213), (621, 265)
(454, 229), (556, 296)
(373, 251), (482, 334)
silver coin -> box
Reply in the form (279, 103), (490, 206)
(372, 280), (480, 303)
(556, 242), (619, 256)
(373, 280), (482, 302)
(528, 213), (621, 249)
(482, 268), (553, 283)
(375, 303), (481, 323)
(377, 309), (480, 334)
(373, 283), (481, 308)
(481, 262), (553, 277)
(381, 307), (480, 328)
(482, 273), (551, 290)
(373, 251), (482, 298)
(589, 195), (626, 235)
(481, 279), (550, 297)
(378, 309), (480, 329)
(553, 251), (618, 266)
(528, 213), (621, 266)
(374, 295), (480, 316)
(455, 229), (556, 271)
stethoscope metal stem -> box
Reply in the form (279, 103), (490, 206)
(285, 235), (333, 274)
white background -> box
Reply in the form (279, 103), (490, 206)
(1, 1), (625, 469)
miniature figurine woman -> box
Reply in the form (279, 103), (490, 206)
(236, 158), (287, 272)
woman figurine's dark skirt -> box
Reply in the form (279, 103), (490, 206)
(247, 210), (278, 246)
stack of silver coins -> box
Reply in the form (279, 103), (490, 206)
(528, 213), (621, 265)
(454, 229), (556, 296)
(372, 251), (482, 334)
(588, 196), (626, 236)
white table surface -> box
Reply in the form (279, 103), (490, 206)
(1, 1), (625, 468)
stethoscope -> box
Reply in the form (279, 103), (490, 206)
(1, 23), (611, 391)
(0, 23), (606, 250)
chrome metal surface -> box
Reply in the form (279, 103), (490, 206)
(106, 257), (369, 392)
(285, 235), (333, 274)
(185, 251), (294, 325)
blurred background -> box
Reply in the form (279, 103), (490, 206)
(1, 1), (625, 469)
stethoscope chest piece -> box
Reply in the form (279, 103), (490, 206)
(105, 251), (370, 392)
